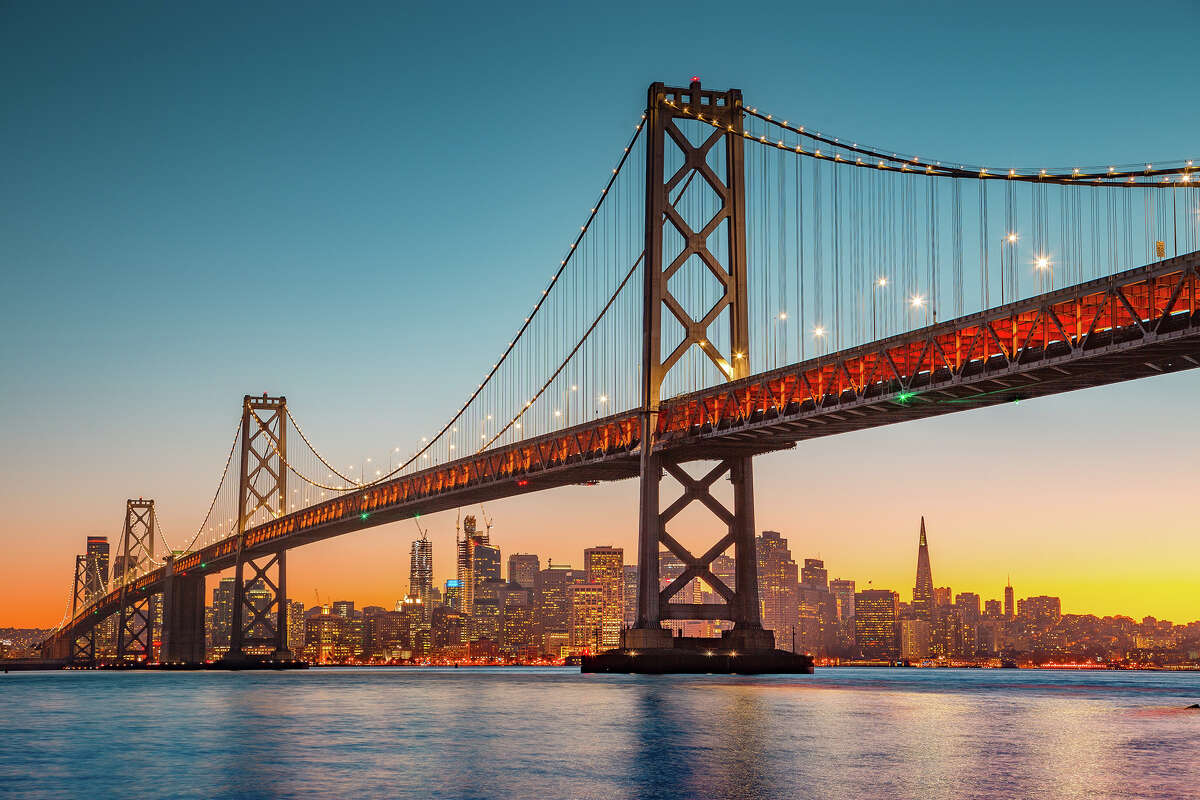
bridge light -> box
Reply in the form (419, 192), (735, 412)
(812, 325), (825, 337)
(896, 391), (915, 404)
(910, 294), (925, 308)
(1035, 256), (1051, 270)
(877, 277), (887, 287)
(598, 395), (608, 404)
(360, 512), (369, 521)
(571, 385), (578, 391)
(778, 311), (788, 320)
(1006, 232), (1018, 244)
(734, 352), (744, 359)
(555, 410), (562, 417)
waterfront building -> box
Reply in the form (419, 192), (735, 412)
(287, 600), (305, 654)
(208, 577), (235, 659)
(536, 563), (574, 653)
(1019, 595), (1062, 630)
(498, 583), (536, 654)
(568, 583), (605, 653)
(304, 608), (354, 663)
(430, 607), (466, 651)
(756, 531), (799, 652)
(900, 618), (931, 660)
(855, 589), (899, 660)
(584, 546), (624, 650)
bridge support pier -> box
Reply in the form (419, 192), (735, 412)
(161, 564), (206, 664)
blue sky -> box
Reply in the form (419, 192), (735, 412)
(3, 0), (1198, 623)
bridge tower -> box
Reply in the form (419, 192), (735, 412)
(69, 555), (96, 664)
(622, 80), (775, 658)
(226, 394), (291, 662)
(115, 498), (157, 663)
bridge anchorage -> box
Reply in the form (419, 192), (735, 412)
(39, 77), (1200, 673)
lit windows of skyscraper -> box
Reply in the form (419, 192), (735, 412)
(456, 514), (490, 617)
(984, 599), (1002, 618)
(830, 579), (856, 622)
(900, 618), (931, 660)
(855, 589), (900, 660)
(287, 600), (305, 655)
(332, 600), (355, 619)
(622, 564), (639, 629)
(568, 583), (605, 654)
(208, 577), (236, 660)
(536, 563), (574, 654)
(498, 583), (536, 655)
(443, 579), (463, 613)
(1018, 595), (1062, 630)
(1004, 580), (1015, 621)
(84, 536), (109, 599)
(507, 553), (540, 589)
(409, 534), (434, 609)
(584, 546), (623, 650)
(801, 558), (828, 589)
(756, 531), (799, 652)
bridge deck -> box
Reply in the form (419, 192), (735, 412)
(53, 251), (1200, 648)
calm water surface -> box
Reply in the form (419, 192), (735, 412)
(2, 667), (1198, 799)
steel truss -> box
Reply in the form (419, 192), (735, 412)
(228, 395), (290, 659)
(116, 499), (156, 663)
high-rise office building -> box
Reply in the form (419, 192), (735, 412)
(830, 579), (856, 621)
(456, 514), (490, 616)
(498, 583), (536, 654)
(507, 553), (540, 589)
(584, 546), (624, 650)
(84, 536), (110, 599)
(1004, 580), (1015, 620)
(287, 600), (305, 654)
(801, 558), (828, 589)
(536, 564), (574, 653)
(900, 618), (931, 660)
(568, 583), (605, 653)
(430, 607), (467, 651)
(622, 564), (640, 629)
(332, 600), (355, 619)
(209, 577), (236, 659)
(756, 531), (799, 652)
(443, 579), (463, 612)
(912, 517), (934, 621)
(409, 535), (434, 609)
(984, 599), (1002, 618)
(855, 589), (899, 660)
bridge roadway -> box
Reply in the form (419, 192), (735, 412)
(55, 251), (1200, 645)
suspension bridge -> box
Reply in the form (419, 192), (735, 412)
(41, 80), (1200, 671)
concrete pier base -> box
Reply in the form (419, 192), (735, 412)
(583, 629), (814, 674)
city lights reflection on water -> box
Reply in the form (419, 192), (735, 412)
(1, 667), (1197, 800)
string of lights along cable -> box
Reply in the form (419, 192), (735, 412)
(72, 86), (1198, 628)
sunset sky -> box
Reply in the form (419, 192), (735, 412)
(3, 0), (1198, 628)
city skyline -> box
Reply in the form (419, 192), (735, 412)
(4, 1), (1200, 629)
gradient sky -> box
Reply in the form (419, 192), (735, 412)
(3, 0), (1199, 628)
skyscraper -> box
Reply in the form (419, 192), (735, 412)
(456, 514), (490, 616)
(756, 531), (799, 652)
(507, 553), (540, 589)
(568, 583), (605, 653)
(622, 564), (640, 629)
(536, 564), (574, 654)
(801, 558), (828, 589)
(84, 536), (109, 599)
(830, 579), (856, 622)
(209, 577), (236, 659)
(912, 517), (934, 621)
(855, 589), (900, 660)
(1004, 579), (1015, 620)
(584, 546), (624, 650)
(409, 534), (433, 609)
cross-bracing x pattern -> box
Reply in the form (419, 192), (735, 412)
(242, 407), (284, 529)
(70, 555), (95, 662)
(656, 459), (738, 611)
(659, 118), (739, 380)
(239, 553), (281, 644)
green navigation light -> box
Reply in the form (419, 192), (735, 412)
(896, 391), (915, 404)
(360, 512), (369, 521)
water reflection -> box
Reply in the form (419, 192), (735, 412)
(0, 668), (1196, 800)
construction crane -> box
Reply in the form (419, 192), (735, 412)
(479, 504), (494, 538)
(413, 515), (429, 540)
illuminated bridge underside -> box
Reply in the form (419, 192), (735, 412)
(59, 252), (1200, 641)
